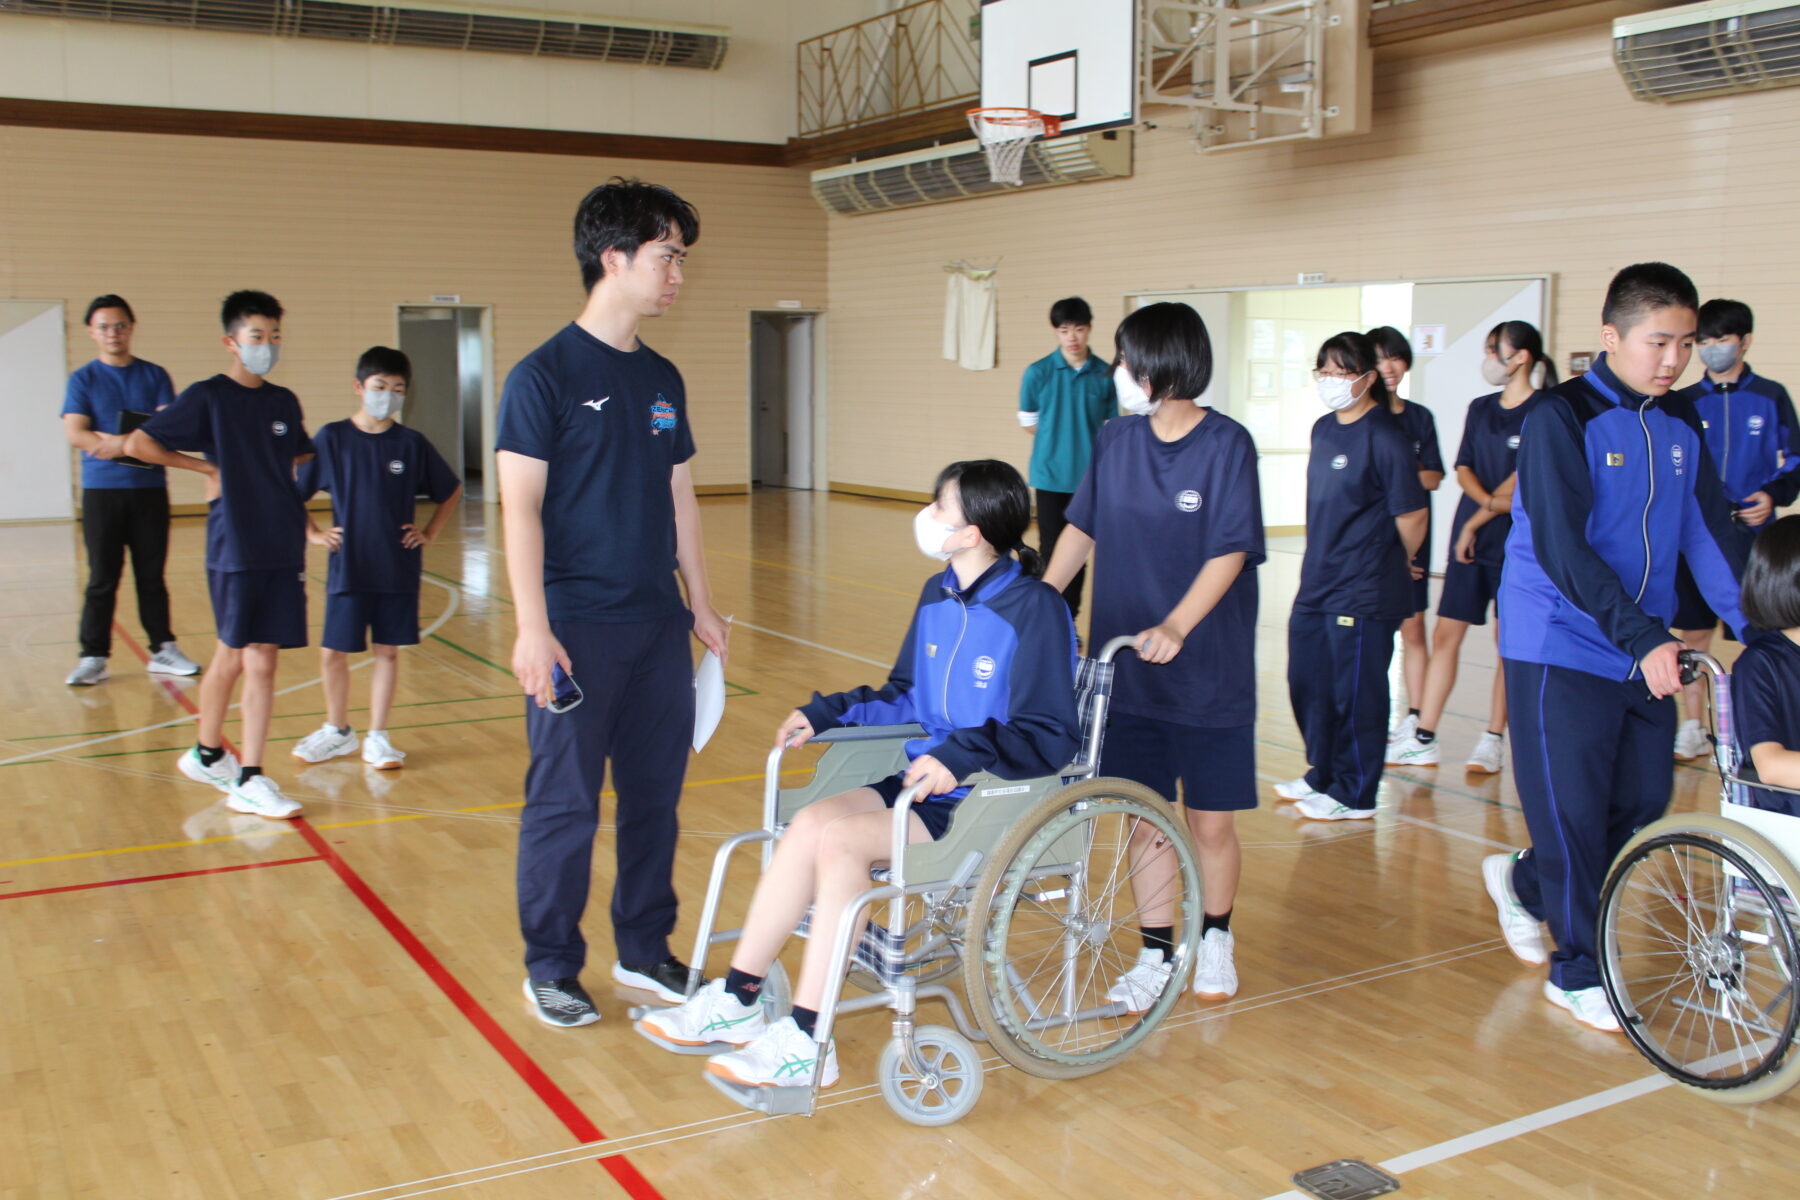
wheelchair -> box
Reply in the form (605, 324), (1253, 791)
(1597, 650), (1800, 1103)
(631, 636), (1203, 1125)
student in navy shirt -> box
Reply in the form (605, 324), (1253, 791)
(59, 294), (201, 686)
(1670, 298), (1800, 761)
(127, 290), (313, 821)
(1044, 301), (1264, 1005)
(1393, 321), (1556, 776)
(1275, 331), (1429, 821)
(498, 180), (730, 1028)
(1367, 327), (1444, 740)
(1483, 264), (1749, 1034)
(292, 347), (462, 771)
(1732, 517), (1800, 818)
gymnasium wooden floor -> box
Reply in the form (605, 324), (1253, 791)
(4, 489), (1796, 1199)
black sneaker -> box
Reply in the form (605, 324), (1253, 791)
(523, 977), (601, 1027)
(612, 957), (701, 1003)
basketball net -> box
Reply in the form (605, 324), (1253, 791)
(967, 108), (1061, 186)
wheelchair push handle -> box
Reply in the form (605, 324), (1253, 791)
(1677, 648), (1725, 687)
(1097, 635), (1140, 665)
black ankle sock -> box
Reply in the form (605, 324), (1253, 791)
(1408, 708), (1420, 718)
(237, 766), (263, 784)
(196, 743), (225, 768)
(1202, 910), (1232, 936)
(1487, 729), (1504, 739)
(1416, 728), (1436, 744)
(724, 968), (763, 1007)
(336, 724), (352, 736)
(790, 1005), (819, 1037)
(1141, 925), (1175, 957)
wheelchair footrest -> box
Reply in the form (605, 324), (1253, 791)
(705, 1071), (817, 1116)
(631, 1018), (739, 1056)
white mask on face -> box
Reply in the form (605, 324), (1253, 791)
(363, 388), (403, 421)
(1316, 375), (1362, 412)
(1481, 355), (1513, 388)
(1114, 364), (1160, 416)
(913, 505), (965, 562)
(237, 342), (279, 376)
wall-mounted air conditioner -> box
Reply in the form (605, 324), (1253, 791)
(810, 131), (1133, 216)
(1615, 0), (1800, 102)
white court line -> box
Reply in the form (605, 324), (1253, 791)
(732, 618), (890, 668)
(1389, 810), (1518, 851)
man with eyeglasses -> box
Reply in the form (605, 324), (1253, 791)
(60, 295), (201, 685)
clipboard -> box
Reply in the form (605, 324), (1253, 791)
(112, 410), (157, 470)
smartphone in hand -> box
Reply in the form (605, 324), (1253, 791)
(549, 664), (583, 714)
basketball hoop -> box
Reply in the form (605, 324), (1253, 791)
(967, 107), (1061, 186)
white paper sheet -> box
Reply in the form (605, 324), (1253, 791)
(693, 648), (726, 753)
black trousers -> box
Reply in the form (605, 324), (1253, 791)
(1035, 488), (1085, 619)
(78, 487), (173, 658)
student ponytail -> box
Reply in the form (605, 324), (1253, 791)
(932, 459), (1041, 576)
(1488, 320), (1559, 390)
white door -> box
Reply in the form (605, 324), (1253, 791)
(0, 301), (73, 521)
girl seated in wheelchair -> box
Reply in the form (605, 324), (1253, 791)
(641, 459), (1080, 1087)
(1732, 514), (1800, 816)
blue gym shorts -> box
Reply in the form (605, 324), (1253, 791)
(1100, 712), (1258, 811)
(1437, 557), (1504, 625)
(322, 590), (421, 653)
(871, 774), (969, 841)
(208, 567), (307, 649)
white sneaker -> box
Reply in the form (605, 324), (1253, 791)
(1466, 731), (1506, 775)
(177, 746), (240, 792)
(225, 773), (303, 819)
(706, 1016), (839, 1089)
(65, 657), (109, 686)
(1674, 719), (1710, 762)
(1295, 794), (1375, 821)
(1105, 948), (1173, 1013)
(361, 729), (406, 769)
(1483, 852), (1548, 965)
(1273, 776), (1329, 802)
(1193, 928), (1238, 1000)
(147, 641), (202, 676)
(639, 979), (768, 1049)
(1387, 734), (1441, 767)
(1543, 981), (1621, 1033)
(292, 723), (359, 763)
(1388, 712), (1418, 744)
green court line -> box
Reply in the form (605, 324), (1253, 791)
(430, 632), (511, 675)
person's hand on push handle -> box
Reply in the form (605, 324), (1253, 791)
(513, 624), (572, 710)
(1640, 640), (1684, 700)
(1135, 621), (1188, 665)
(776, 710), (814, 750)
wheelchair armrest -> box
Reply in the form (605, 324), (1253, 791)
(808, 724), (926, 745)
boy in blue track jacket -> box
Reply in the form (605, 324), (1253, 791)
(1485, 263), (1751, 1033)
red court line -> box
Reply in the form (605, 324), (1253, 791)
(112, 622), (665, 1200)
(0, 854), (320, 900)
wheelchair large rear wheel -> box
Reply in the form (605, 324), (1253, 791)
(1599, 813), (1800, 1103)
(963, 778), (1201, 1079)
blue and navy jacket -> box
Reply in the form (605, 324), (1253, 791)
(1499, 354), (1751, 681)
(799, 557), (1080, 784)
(1671, 365), (1800, 509)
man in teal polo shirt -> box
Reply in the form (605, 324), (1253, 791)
(1018, 296), (1115, 618)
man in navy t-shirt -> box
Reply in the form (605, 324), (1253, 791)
(497, 179), (730, 1028)
(127, 290), (313, 822)
(59, 295), (201, 686)
(293, 346), (462, 772)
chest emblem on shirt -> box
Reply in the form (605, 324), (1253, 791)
(1606, 452), (1625, 467)
(1330, 454), (1348, 471)
(272, 420), (288, 436)
(1176, 490), (1202, 512)
(972, 655), (996, 687)
(584, 396), (610, 412)
(388, 460), (405, 475)
(1507, 434), (1521, 450)
(1749, 414), (1766, 433)
(1671, 443), (1685, 476)
(650, 395), (678, 435)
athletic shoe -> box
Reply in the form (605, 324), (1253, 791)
(147, 641), (202, 676)
(1543, 981), (1621, 1033)
(523, 977), (601, 1028)
(1387, 734), (1440, 767)
(1193, 928), (1238, 1000)
(1483, 851), (1547, 965)
(639, 979), (767, 1048)
(707, 1017), (839, 1089)
(1466, 731), (1505, 776)
(65, 657), (109, 686)
(1674, 719), (1710, 762)
(292, 723), (359, 764)
(1294, 795), (1375, 821)
(177, 746), (240, 792)
(225, 774), (303, 819)
(361, 730), (406, 769)
(613, 957), (700, 1003)
(1273, 776), (1329, 802)
(1105, 948), (1173, 1013)
(1388, 712), (1418, 744)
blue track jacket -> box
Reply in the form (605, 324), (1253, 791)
(799, 557), (1080, 782)
(1499, 354), (1751, 681)
(1672, 365), (1800, 508)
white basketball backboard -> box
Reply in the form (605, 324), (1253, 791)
(978, 0), (1137, 134)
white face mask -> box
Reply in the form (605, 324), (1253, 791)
(1114, 364), (1160, 416)
(1316, 375), (1363, 412)
(237, 342), (279, 376)
(363, 388), (403, 421)
(1481, 355), (1513, 387)
(913, 505), (966, 563)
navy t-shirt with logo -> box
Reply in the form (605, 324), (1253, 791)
(297, 419), (461, 595)
(1066, 410), (1265, 727)
(1450, 390), (1543, 566)
(1297, 406), (1429, 619)
(496, 323), (697, 623)
(61, 358), (176, 489)
(139, 375), (312, 573)
(1732, 632), (1800, 817)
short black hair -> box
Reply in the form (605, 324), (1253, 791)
(934, 459), (1040, 576)
(1114, 302), (1213, 404)
(1698, 298), (1754, 341)
(356, 346), (412, 385)
(1742, 515), (1800, 631)
(84, 295), (135, 325)
(1049, 297), (1093, 327)
(573, 177), (700, 292)
(1316, 331), (1392, 409)
(1364, 325), (1413, 368)
(221, 290), (283, 333)
(1602, 262), (1698, 332)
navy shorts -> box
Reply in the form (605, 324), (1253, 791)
(1408, 570), (1430, 618)
(1099, 712), (1257, 811)
(1438, 557), (1504, 625)
(322, 591), (421, 653)
(870, 774), (968, 841)
(208, 567), (307, 649)
(1672, 557), (1738, 640)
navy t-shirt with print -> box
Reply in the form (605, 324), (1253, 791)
(1732, 633), (1800, 817)
(1297, 406), (1429, 619)
(139, 375), (312, 573)
(62, 358), (176, 489)
(1450, 390), (1543, 566)
(1066, 411), (1265, 727)
(297, 419), (461, 595)
(496, 323), (697, 623)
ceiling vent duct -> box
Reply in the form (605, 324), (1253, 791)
(1614, 0), (1800, 102)
(810, 131), (1132, 216)
(0, 0), (729, 68)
